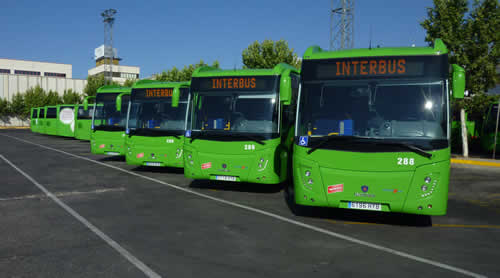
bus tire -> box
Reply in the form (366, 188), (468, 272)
(284, 181), (306, 216)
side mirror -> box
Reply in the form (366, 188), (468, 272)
(172, 87), (180, 108)
(83, 96), (95, 111)
(452, 64), (465, 99)
(279, 72), (292, 105)
(116, 92), (131, 112)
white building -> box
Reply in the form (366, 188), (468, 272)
(87, 45), (140, 84)
(0, 58), (87, 101)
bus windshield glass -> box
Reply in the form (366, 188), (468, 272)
(127, 88), (189, 135)
(297, 79), (448, 150)
(93, 93), (129, 131)
(190, 76), (279, 138)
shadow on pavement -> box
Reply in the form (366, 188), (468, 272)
(98, 155), (126, 162)
(133, 165), (184, 174)
(189, 179), (284, 194)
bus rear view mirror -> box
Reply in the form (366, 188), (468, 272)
(280, 74), (292, 105)
(83, 96), (95, 111)
(452, 64), (465, 99)
(172, 87), (180, 108)
(116, 92), (131, 112)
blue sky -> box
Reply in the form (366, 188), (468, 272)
(0, 0), (434, 79)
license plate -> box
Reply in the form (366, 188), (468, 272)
(145, 162), (162, 167)
(106, 152), (120, 155)
(348, 202), (382, 211)
(215, 175), (237, 181)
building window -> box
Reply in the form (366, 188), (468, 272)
(44, 72), (66, 78)
(0, 69), (10, 74)
(14, 70), (41, 76)
(121, 72), (139, 79)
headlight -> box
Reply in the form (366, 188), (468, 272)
(305, 170), (311, 177)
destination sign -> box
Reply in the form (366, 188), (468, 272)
(145, 88), (173, 97)
(302, 55), (448, 81)
(132, 88), (189, 101)
(191, 76), (277, 92)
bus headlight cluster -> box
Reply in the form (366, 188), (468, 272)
(420, 175), (438, 197)
(305, 170), (311, 177)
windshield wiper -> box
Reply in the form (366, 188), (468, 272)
(227, 133), (266, 145)
(190, 131), (266, 145)
(133, 128), (180, 138)
(306, 135), (433, 158)
(307, 135), (362, 154)
(371, 141), (432, 159)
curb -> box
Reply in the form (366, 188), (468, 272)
(0, 127), (30, 129)
(451, 158), (500, 168)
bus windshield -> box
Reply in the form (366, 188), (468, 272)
(93, 93), (129, 131)
(297, 79), (448, 150)
(127, 88), (189, 136)
(192, 91), (279, 136)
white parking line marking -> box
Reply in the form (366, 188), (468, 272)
(0, 154), (161, 278)
(0, 133), (487, 278)
(0, 187), (125, 202)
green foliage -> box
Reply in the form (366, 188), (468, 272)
(453, 93), (500, 127)
(83, 75), (118, 97)
(62, 89), (82, 104)
(44, 90), (62, 106)
(23, 86), (47, 116)
(421, 0), (500, 96)
(123, 78), (137, 87)
(0, 98), (10, 119)
(10, 93), (27, 120)
(242, 39), (301, 69)
(155, 60), (220, 82)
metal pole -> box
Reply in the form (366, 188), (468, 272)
(460, 108), (469, 158)
(493, 101), (500, 159)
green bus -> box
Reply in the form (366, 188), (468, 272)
(30, 107), (39, 132)
(44, 105), (58, 135)
(184, 63), (300, 184)
(38, 107), (46, 134)
(91, 85), (131, 155)
(124, 80), (190, 168)
(288, 39), (465, 216)
(56, 104), (76, 137)
(480, 102), (500, 152)
(74, 96), (95, 141)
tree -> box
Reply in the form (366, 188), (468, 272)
(62, 89), (82, 104)
(123, 78), (137, 87)
(0, 98), (10, 123)
(242, 39), (301, 69)
(421, 0), (499, 95)
(44, 90), (62, 106)
(83, 75), (119, 97)
(23, 86), (47, 118)
(10, 93), (27, 120)
(421, 0), (500, 123)
(155, 60), (220, 82)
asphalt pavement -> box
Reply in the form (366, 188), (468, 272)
(1, 129), (499, 278)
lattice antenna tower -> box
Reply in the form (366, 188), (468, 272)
(330, 0), (354, 51)
(101, 9), (117, 85)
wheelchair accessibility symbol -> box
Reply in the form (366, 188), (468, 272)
(185, 130), (192, 138)
(299, 136), (308, 146)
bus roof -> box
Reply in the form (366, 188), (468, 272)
(191, 63), (299, 78)
(303, 39), (448, 60)
(132, 80), (190, 89)
(96, 85), (132, 94)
